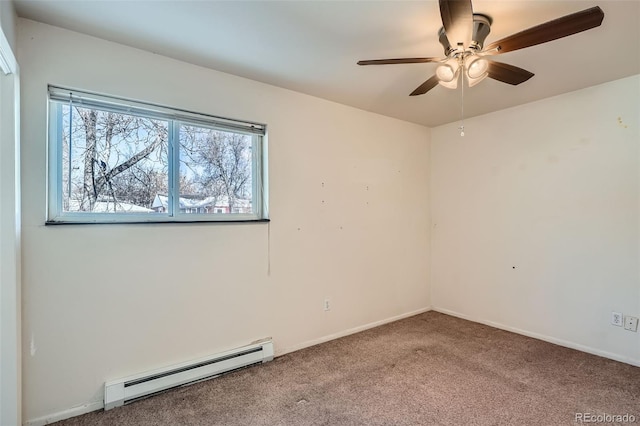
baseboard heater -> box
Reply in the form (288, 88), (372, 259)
(104, 338), (274, 410)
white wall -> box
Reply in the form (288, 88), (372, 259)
(0, 0), (16, 50)
(18, 19), (430, 423)
(431, 75), (640, 365)
(0, 1), (21, 425)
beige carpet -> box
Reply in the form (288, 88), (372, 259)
(54, 312), (640, 425)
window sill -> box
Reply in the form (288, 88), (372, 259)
(45, 218), (271, 226)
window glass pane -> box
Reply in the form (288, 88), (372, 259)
(61, 104), (168, 214)
(179, 124), (254, 215)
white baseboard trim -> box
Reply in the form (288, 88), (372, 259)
(25, 401), (103, 426)
(276, 306), (432, 357)
(432, 307), (640, 368)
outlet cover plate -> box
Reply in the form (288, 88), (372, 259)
(611, 312), (623, 327)
(624, 316), (638, 332)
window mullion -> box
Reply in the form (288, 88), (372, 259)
(169, 120), (181, 217)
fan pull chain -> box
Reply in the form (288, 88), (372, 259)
(459, 61), (465, 137)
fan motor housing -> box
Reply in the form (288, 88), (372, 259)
(439, 13), (492, 56)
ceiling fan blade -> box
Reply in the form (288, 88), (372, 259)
(357, 57), (440, 65)
(486, 60), (534, 85)
(484, 6), (604, 55)
(439, 0), (474, 48)
(410, 75), (440, 96)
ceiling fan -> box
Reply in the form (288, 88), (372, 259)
(357, 1), (605, 96)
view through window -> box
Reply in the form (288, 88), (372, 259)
(48, 87), (267, 223)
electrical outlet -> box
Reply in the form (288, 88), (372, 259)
(623, 316), (638, 332)
(611, 312), (623, 327)
(323, 298), (331, 311)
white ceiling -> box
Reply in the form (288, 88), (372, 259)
(13, 0), (640, 127)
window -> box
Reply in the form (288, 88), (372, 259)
(47, 86), (267, 223)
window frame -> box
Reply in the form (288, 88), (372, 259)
(47, 86), (268, 224)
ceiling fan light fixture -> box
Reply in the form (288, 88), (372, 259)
(466, 56), (488, 79)
(436, 63), (456, 82)
(438, 68), (460, 89)
(436, 57), (460, 88)
(465, 55), (488, 87)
